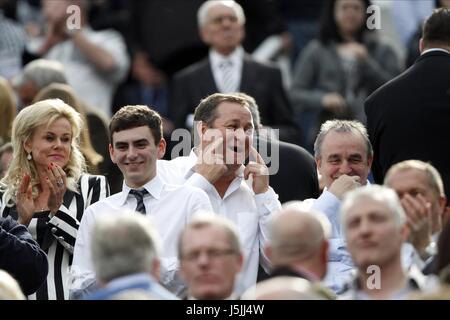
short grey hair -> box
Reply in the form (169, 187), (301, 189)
(178, 212), (241, 260)
(384, 160), (445, 197)
(14, 59), (67, 90)
(313, 120), (373, 159)
(91, 211), (161, 283)
(197, 0), (246, 27)
(340, 185), (406, 235)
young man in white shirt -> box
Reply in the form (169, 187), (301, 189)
(71, 105), (212, 298)
(158, 93), (281, 294)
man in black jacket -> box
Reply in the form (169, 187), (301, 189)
(365, 8), (450, 205)
(0, 216), (48, 295)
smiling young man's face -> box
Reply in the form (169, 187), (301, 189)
(109, 125), (165, 188)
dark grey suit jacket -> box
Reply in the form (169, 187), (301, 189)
(169, 55), (300, 143)
(365, 50), (450, 204)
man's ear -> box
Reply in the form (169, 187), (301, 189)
(199, 26), (211, 45)
(235, 252), (244, 273)
(315, 156), (322, 172)
(264, 245), (272, 262)
(157, 138), (167, 159)
(321, 240), (329, 265)
(151, 258), (161, 281)
(109, 143), (117, 164)
(401, 223), (410, 242)
(419, 38), (425, 53)
(367, 155), (373, 170)
(198, 121), (208, 136)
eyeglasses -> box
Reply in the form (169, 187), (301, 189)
(181, 248), (236, 262)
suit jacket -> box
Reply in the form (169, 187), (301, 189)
(169, 55), (300, 143)
(365, 50), (450, 203)
(0, 216), (48, 295)
(256, 135), (319, 204)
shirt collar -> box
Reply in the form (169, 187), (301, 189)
(421, 48), (450, 55)
(106, 273), (156, 290)
(210, 46), (244, 70)
(185, 148), (245, 180)
(119, 175), (165, 205)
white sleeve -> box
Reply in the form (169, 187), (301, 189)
(255, 187), (281, 272)
(310, 191), (342, 239)
(69, 205), (97, 296)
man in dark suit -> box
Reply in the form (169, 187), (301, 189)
(365, 8), (450, 205)
(169, 0), (299, 144)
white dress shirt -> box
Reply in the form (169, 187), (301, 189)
(71, 175), (212, 296)
(157, 150), (281, 295)
(210, 46), (244, 93)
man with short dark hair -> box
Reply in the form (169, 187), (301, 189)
(86, 211), (176, 300)
(365, 8), (450, 207)
(71, 105), (212, 298)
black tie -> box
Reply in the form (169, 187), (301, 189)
(129, 189), (149, 214)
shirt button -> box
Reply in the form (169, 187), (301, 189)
(51, 227), (58, 233)
(58, 236), (65, 242)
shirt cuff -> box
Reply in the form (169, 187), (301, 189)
(255, 187), (281, 216)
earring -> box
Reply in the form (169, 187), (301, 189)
(27, 152), (32, 161)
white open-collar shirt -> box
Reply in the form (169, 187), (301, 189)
(157, 150), (281, 295)
(71, 174), (212, 296)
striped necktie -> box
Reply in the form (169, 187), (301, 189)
(129, 189), (149, 214)
(219, 59), (237, 93)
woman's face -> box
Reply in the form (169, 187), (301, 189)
(25, 117), (72, 172)
(334, 0), (366, 37)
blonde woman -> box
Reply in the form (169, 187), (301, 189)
(0, 76), (16, 146)
(33, 83), (104, 174)
(0, 99), (109, 299)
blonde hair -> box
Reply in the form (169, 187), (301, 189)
(34, 83), (103, 174)
(0, 270), (26, 300)
(0, 99), (86, 205)
(0, 77), (16, 145)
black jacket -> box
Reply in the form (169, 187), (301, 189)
(0, 216), (48, 295)
(365, 50), (450, 204)
(169, 55), (300, 144)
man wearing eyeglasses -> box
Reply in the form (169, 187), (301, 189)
(178, 213), (243, 300)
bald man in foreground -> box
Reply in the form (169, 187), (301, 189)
(246, 204), (336, 299)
